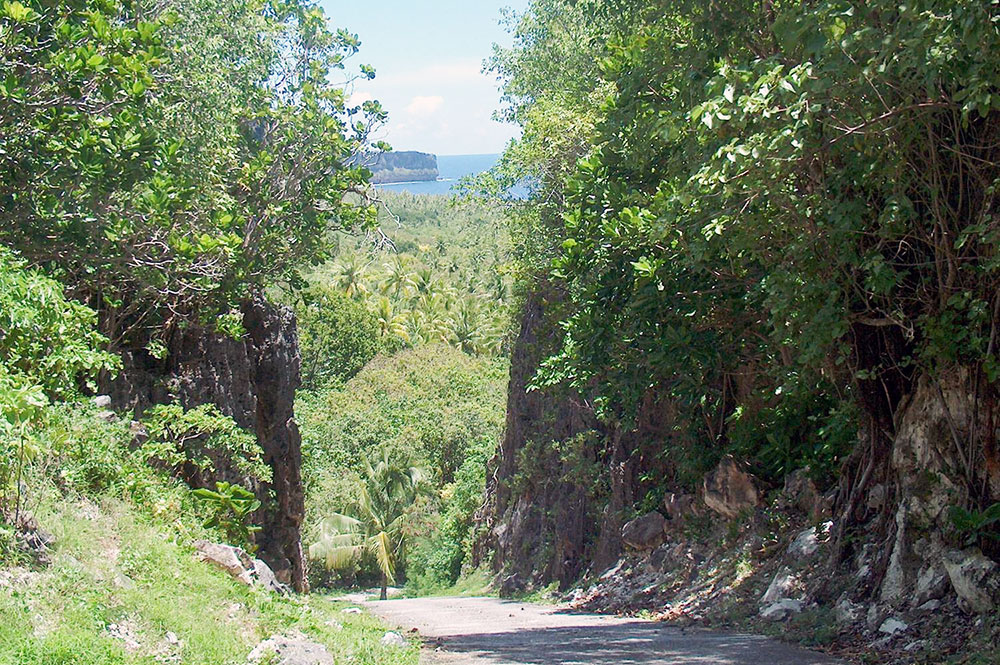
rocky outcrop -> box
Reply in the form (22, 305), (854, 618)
(193, 540), (289, 594)
(359, 151), (439, 184)
(621, 512), (668, 551)
(875, 370), (999, 609)
(105, 294), (308, 592)
(474, 285), (604, 589)
(702, 456), (759, 519)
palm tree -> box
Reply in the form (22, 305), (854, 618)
(308, 455), (427, 600)
(373, 295), (410, 346)
(448, 301), (485, 355)
(412, 267), (438, 298)
(380, 257), (415, 299)
(334, 255), (369, 299)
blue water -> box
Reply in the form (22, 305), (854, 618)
(377, 153), (499, 196)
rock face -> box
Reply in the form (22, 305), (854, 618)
(702, 456), (759, 519)
(621, 512), (668, 551)
(361, 151), (439, 184)
(474, 285), (605, 589)
(475, 286), (700, 591)
(876, 370), (1000, 609)
(105, 294), (308, 592)
(943, 548), (1000, 613)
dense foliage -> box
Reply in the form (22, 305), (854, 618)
(294, 285), (383, 389)
(0, 0), (384, 343)
(489, 0), (1000, 506)
(304, 191), (510, 356)
(299, 346), (507, 590)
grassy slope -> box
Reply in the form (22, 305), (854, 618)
(0, 496), (419, 665)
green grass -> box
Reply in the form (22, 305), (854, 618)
(0, 496), (419, 665)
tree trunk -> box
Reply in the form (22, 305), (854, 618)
(380, 574), (388, 601)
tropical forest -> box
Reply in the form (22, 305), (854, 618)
(1, 1), (999, 664)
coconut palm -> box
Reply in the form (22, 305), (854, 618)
(448, 301), (485, 355)
(380, 257), (415, 299)
(333, 255), (369, 299)
(372, 295), (410, 346)
(412, 267), (438, 298)
(309, 454), (428, 600)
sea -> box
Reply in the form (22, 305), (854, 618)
(376, 153), (500, 196)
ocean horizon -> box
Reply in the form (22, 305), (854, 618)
(376, 153), (500, 196)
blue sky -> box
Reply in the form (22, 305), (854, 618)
(320, 1), (529, 155)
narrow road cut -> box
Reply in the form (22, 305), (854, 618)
(365, 596), (844, 665)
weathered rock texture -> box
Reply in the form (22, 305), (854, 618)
(874, 370), (1000, 609)
(105, 294), (308, 592)
(193, 539), (289, 594)
(475, 286), (678, 589)
(474, 287), (604, 589)
(702, 456), (759, 519)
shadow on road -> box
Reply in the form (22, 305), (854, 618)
(434, 623), (841, 665)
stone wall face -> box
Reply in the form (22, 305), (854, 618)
(106, 295), (308, 592)
(475, 286), (604, 591)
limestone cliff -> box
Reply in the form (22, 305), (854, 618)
(105, 294), (308, 592)
(362, 151), (439, 184)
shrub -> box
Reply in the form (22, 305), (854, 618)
(295, 286), (383, 390)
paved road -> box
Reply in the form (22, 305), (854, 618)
(365, 596), (844, 665)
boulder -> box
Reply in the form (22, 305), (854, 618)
(943, 548), (1000, 613)
(834, 596), (863, 626)
(621, 512), (668, 551)
(702, 456), (758, 519)
(761, 568), (801, 605)
(194, 540), (251, 578)
(662, 493), (701, 525)
(247, 633), (334, 665)
(193, 540), (289, 594)
(879, 617), (909, 636)
(760, 599), (803, 620)
(786, 526), (821, 558)
(783, 469), (831, 520)
(912, 562), (950, 607)
(380, 631), (407, 648)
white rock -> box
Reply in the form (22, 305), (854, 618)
(786, 527), (820, 557)
(248, 633), (334, 665)
(93, 395), (112, 408)
(761, 568), (800, 605)
(943, 548), (999, 613)
(380, 631), (407, 648)
(878, 617), (908, 636)
(834, 597), (863, 626)
(759, 599), (804, 620)
(341, 607), (363, 614)
(913, 563), (949, 606)
(915, 599), (941, 613)
(165, 631), (179, 645)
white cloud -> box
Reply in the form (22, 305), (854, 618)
(377, 60), (483, 87)
(405, 95), (445, 116)
(347, 91), (374, 107)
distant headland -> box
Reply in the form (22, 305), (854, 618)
(359, 151), (439, 184)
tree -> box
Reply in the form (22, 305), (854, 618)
(295, 286), (381, 389)
(0, 0), (386, 343)
(308, 454), (428, 599)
